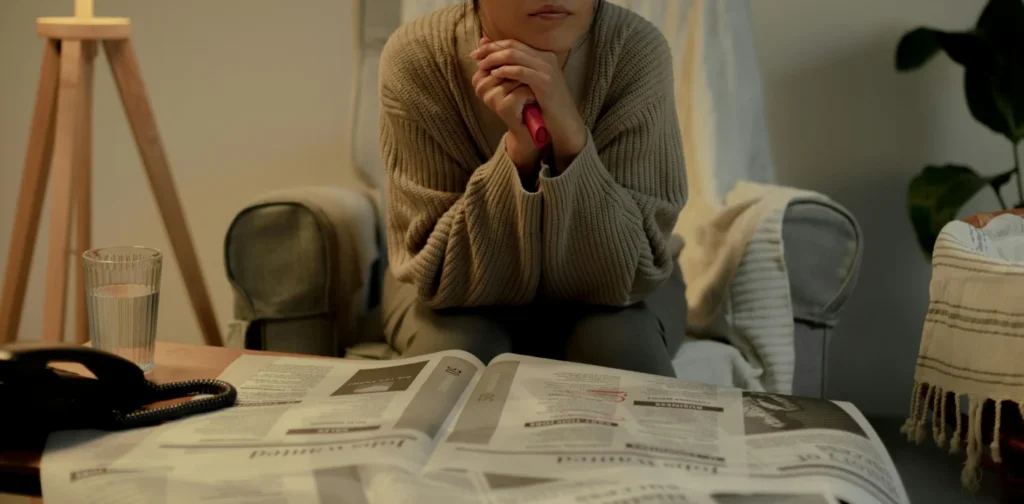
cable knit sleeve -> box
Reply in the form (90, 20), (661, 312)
(537, 28), (687, 306)
(379, 24), (543, 309)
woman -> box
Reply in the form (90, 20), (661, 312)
(378, 0), (688, 377)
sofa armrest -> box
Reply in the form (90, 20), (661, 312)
(224, 186), (384, 356)
(710, 187), (861, 396)
(781, 200), (863, 327)
(784, 201), (861, 398)
(792, 322), (832, 398)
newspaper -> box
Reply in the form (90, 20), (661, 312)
(40, 351), (909, 503)
(423, 354), (908, 504)
(40, 351), (483, 502)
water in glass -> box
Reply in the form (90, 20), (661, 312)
(87, 283), (160, 372)
(83, 246), (162, 372)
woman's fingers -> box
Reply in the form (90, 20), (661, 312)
(473, 70), (503, 98)
(473, 69), (520, 99)
(498, 80), (523, 95)
(498, 87), (537, 123)
(474, 75), (534, 128)
(471, 68), (488, 85)
(478, 47), (549, 73)
(469, 41), (546, 130)
(470, 38), (501, 60)
(490, 65), (550, 93)
(471, 69), (486, 90)
(472, 38), (538, 60)
(482, 80), (525, 110)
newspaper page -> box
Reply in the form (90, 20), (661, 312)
(423, 353), (909, 504)
(40, 350), (483, 503)
(40, 349), (908, 503)
(360, 465), (843, 504)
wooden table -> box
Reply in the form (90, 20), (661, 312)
(0, 342), (294, 497)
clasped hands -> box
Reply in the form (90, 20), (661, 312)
(470, 37), (587, 173)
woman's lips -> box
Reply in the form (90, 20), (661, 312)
(530, 5), (572, 20)
(533, 12), (571, 20)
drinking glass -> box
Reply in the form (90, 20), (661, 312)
(83, 246), (162, 373)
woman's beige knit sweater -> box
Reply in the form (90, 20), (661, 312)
(379, 2), (687, 309)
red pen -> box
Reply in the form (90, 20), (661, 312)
(522, 104), (550, 149)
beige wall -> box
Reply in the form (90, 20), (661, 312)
(0, 0), (1011, 435)
(0, 0), (360, 352)
(751, 0), (1007, 417)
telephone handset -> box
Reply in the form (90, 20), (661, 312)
(0, 345), (236, 441)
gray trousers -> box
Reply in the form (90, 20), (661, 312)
(382, 265), (687, 377)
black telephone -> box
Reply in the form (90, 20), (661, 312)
(0, 345), (237, 442)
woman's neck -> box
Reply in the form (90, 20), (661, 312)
(555, 50), (570, 68)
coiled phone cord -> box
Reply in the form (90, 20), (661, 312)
(113, 378), (238, 429)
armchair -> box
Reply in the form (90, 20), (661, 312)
(223, 0), (862, 398)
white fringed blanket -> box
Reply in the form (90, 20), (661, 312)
(903, 213), (1024, 491)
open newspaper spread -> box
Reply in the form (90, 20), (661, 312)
(41, 351), (909, 503)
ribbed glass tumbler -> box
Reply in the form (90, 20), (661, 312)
(83, 246), (163, 373)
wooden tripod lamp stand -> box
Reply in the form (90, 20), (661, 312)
(0, 0), (223, 347)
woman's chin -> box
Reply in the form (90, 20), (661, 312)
(519, 34), (578, 54)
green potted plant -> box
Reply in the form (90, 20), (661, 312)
(898, 0), (1024, 257)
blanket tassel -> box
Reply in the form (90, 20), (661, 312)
(915, 385), (934, 443)
(961, 395), (983, 492)
(901, 381), (923, 441)
(905, 385), (1009, 491)
(932, 386), (947, 449)
(990, 399), (1003, 464)
(950, 393), (963, 454)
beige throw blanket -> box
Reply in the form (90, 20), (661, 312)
(679, 181), (834, 394)
(903, 213), (1024, 491)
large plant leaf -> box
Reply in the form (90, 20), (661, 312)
(908, 165), (990, 256)
(895, 28), (943, 70)
(974, 0), (1024, 142)
(964, 68), (1019, 141)
(976, 0), (1024, 49)
(895, 0), (1024, 143)
(990, 62), (1024, 142)
(997, 83), (1024, 143)
(895, 29), (992, 71)
(970, 0), (1019, 143)
(965, 64), (1024, 143)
